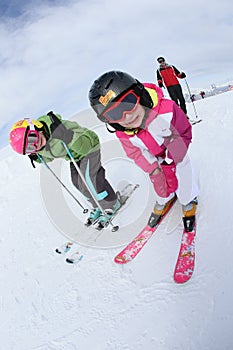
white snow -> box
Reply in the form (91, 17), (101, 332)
(1, 91), (233, 350)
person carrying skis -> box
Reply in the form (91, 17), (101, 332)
(156, 57), (188, 115)
(9, 112), (121, 225)
(88, 71), (199, 231)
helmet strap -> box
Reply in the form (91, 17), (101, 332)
(24, 117), (36, 131)
(105, 123), (117, 133)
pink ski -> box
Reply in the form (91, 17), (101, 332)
(173, 226), (196, 283)
(114, 199), (176, 264)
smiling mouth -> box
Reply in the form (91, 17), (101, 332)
(35, 136), (44, 151)
(35, 140), (41, 150)
(123, 115), (140, 126)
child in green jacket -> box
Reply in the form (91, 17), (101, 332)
(9, 112), (120, 224)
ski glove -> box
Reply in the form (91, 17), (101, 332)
(178, 72), (186, 79)
(149, 163), (178, 198)
(161, 163), (178, 194)
(158, 82), (164, 88)
(50, 122), (74, 144)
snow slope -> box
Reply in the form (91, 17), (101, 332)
(1, 91), (233, 350)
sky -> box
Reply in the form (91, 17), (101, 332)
(0, 91), (233, 349)
(0, 0), (233, 147)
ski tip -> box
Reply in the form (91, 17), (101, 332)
(191, 119), (202, 125)
(66, 254), (84, 264)
(66, 258), (74, 264)
(114, 253), (133, 264)
(173, 269), (194, 284)
(174, 275), (192, 284)
(114, 255), (128, 264)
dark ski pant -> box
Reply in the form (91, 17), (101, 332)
(70, 149), (117, 210)
(167, 84), (187, 114)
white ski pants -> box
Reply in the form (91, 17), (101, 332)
(155, 154), (199, 206)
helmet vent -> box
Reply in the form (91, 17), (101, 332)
(105, 78), (113, 89)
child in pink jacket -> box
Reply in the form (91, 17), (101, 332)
(89, 71), (199, 231)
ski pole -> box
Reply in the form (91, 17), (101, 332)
(37, 154), (88, 213)
(62, 141), (119, 231)
(184, 78), (199, 119)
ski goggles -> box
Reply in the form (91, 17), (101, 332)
(23, 118), (40, 154)
(102, 90), (140, 123)
(158, 58), (165, 63)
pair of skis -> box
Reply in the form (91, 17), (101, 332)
(55, 199), (196, 283)
(55, 243), (84, 264)
(114, 200), (196, 283)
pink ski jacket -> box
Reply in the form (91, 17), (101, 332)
(116, 83), (192, 174)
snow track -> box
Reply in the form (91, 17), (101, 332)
(1, 91), (233, 349)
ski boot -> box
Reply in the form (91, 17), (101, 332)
(148, 195), (176, 228)
(182, 198), (198, 232)
(85, 207), (102, 227)
(96, 199), (121, 230)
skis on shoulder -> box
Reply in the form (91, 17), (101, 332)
(114, 198), (176, 264)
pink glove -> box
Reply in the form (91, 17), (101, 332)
(150, 167), (167, 197)
(161, 163), (178, 194)
(149, 163), (178, 198)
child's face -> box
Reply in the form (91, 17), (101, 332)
(25, 131), (47, 154)
(117, 103), (145, 129)
(35, 131), (47, 152)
